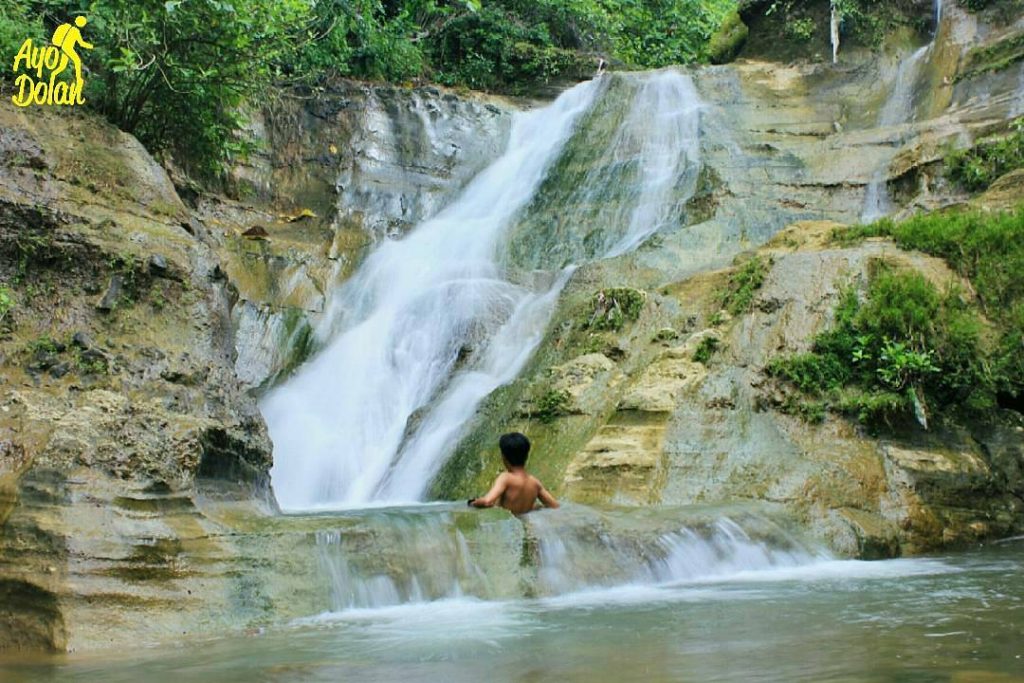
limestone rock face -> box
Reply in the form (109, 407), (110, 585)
(0, 103), (276, 654)
(439, 6), (1024, 555)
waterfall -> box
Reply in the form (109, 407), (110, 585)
(1012, 63), (1024, 119)
(830, 1), (841, 64)
(264, 71), (706, 510)
(861, 46), (930, 222)
(861, 0), (944, 222)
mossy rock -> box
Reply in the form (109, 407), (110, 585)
(708, 11), (750, 65)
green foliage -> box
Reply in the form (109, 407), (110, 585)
(766, 264), (999, 428)
(25, 335), (59, 355)
(693, 335), (720, 364)
(833, 205), (1024, 410)
(946, 118), (1024, 192)
(599, 0), (736, 68)
(0, 285), (14, 326)
(720, 255), (770, 316)
(835, 205), (1024, 315)
(584, 287), (646, 331)
(0, 1), (43, 70)
(74, 348), (108, 374)
(535, 388), (571, 423)
(4, 0), (741, 173)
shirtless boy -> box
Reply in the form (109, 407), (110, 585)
(468, 432), (559, 514)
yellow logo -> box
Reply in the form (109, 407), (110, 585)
(11, 16), (93, 107)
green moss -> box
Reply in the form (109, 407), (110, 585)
(708, 11), (749, 64)
(653, 328), (679, 342)
(534, 389), (572, 424)
(693, 336), (721, 365)
(0, 285), (13, 327)
(583, 288), (647, 332)
(720, 255), (771, 316)
(957, 28), (1024, 81)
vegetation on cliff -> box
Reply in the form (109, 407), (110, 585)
(1, 0), (736, 176)
(946, 118), (1024, 191)
(768, 206), (1024, 428)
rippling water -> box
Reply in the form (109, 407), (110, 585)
(4, 539), (1022, 682)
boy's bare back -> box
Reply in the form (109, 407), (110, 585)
(469, 432), (559, 514)
(473, 470), (558, 514)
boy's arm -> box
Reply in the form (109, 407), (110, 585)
(537, 482), (559, 509)
(471, 473), (507, 508)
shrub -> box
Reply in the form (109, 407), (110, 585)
(720, 255), (771, 316)
(765, 265), (998, 427)
(535, 389), (571, 423)
(946, 118), (1024, 192)
(693, 336), (721, 364)
(584, 288), (646, 331)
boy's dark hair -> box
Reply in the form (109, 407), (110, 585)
(499, 432), (530, 466)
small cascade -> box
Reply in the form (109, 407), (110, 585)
(505, 71), (704, 270)
(531, 514), (815, 596)
(830, 1), (841, 64)
(312, 507), (821, 612)
(861, 46), (931, 222)
(861, 0), (944, 222)
(1012, 64), (1024, 118)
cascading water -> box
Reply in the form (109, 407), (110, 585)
(264, 70), (706, 510)
(262, 80), (598, 509)
(312, 507), (821, 612)
(861, 46), (930, 222)
(861, 0), (943, 221)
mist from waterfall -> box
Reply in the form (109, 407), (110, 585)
(264, 71), (706, 510)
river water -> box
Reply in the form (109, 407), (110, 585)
(2, 518), (1021, 682)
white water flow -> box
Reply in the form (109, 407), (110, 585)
(314, 510), (820, 612)
(264, 71), (705, 510)
(1011, 63), (1024, 118)
(861, 0), (944, 222)
(262, 80), (600, 509)
(600, 72), (703, 259)
(861, 45), (930, 222)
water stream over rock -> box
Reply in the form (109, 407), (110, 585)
(264, 71), (707, 510)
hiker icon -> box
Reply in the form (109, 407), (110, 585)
(51, 16), (92, 91)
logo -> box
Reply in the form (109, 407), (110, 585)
(11, 16), (93, 107)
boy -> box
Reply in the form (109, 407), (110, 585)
(468, 432), (559, 514)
